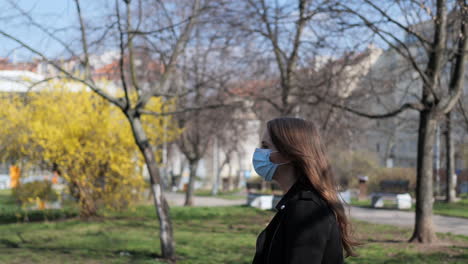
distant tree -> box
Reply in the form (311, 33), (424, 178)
(328, 0), (467, 243)
(218, 0), (368, 148)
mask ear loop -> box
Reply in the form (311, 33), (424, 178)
(270, 150), (291, 165)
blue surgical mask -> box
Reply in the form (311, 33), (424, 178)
(252, 148), (289, 181)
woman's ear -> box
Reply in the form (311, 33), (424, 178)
(270, 151), (290, 164)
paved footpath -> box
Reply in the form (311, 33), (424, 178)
(348, 206), (468, 236)
(163, 192), (468, 237)
(164, 192), (246, 207)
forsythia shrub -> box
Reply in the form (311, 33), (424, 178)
(0, 80), (181, 217)
(12, 181), (58, 207)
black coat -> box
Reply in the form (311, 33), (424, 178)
(252, 178), (344, 264)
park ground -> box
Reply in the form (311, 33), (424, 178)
(349, 194), (468, 219)
(0, 190), (467, 263)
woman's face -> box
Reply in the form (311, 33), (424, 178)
(260, 129), (289, 164)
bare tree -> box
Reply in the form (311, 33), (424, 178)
(211, 114), (248, 195)
(175, 97), (239, 205)
(325, 0), (467, 243)
(297, 48), (382, 148)
(172, 24), (242, 205)
(218, 0), (337, 116)
(217, 0), (370, 151)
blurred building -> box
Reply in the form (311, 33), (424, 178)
(355, 19), (468, 173)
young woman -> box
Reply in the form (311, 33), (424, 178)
(251, 117), (358, 264)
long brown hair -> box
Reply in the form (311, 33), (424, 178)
(267, 117), (359, 257)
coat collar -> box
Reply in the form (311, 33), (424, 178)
(274, 176), (315, 211)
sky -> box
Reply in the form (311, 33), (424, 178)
(0, 0), (433, 63)
(0, 0), (104, 61)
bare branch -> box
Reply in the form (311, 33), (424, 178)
(138, 101), (244, 117)
(438, 0), (467, 114)
(24, 76), (66, 92)
(363, 0), (431, 46)
(8, 0), (80, 62)
(257, 0), (287, 81)
(310, 92), (425, 119)
(421, 0), (447, 105)
(136, 0), (201, 109)
(458, 99), (468, 131)
(116, 0), (131, 110)
(334, 3), (432, 91)
(156, 0), (178, 40)
(0, 30), (125, 108)
(128, 18), (190, 36)
(74, 0), (92, 82)
(126, 0), (142, 95)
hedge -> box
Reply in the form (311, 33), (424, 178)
(0, 207), (78, 224)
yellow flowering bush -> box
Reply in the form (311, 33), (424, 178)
(0, 80), (181, 217)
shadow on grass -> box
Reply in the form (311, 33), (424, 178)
(0, 241), (164, 262)
(349, 251), (468, 264)
(387, 252), (468, 264)
(451, 245), (468, 251)
(366, 238), (406, 244)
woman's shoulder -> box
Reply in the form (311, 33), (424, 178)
(296, 189), (328, 206)
(283, 189), (335, 223)
(277, 178), (334, 219)
(281, 191), (335, 240)
(284, 189), (328, 208)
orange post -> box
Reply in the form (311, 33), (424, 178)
(52, 171), (59, 184)
(38, 199), (46, 210)
(9, 165), (20, 188)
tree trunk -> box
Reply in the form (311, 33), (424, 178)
(76, 182), (98, 218)
(236, 152), (243, 190)
(410, 110), (437, 243)
(176, 158), (187, 189)
(227, 163), (233, 191)
(212, 153), (230, 195)
(434, 126), (441, 196)
(445, 112), (456, 203)
(235, 170), (242, 190)
(212, 163), (221, 196)
(211, 137), (220, 195)
(129, 117), (175, 260)
(185, 160), (198, 206)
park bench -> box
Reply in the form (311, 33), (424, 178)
(370, 180), (412, 209)
(246, 182), (282, 210)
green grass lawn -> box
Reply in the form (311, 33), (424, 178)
(432, 199), (468, 218)
(349, 197), (468, 219)
(348, 198), (373, 208)
(1, 204), (467, 263)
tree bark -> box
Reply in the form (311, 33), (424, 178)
(409, 0), (447, 243)
(445, 112), (456, 202)
(227, 163), (233, 191)
(211, 167), (221, 196)
(211, 137), (220, 196)
(185, 160), (198, 206)
(410, 109), (437, 243)
(129, 117), (175, 260)
(212, 151), (230, 195)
